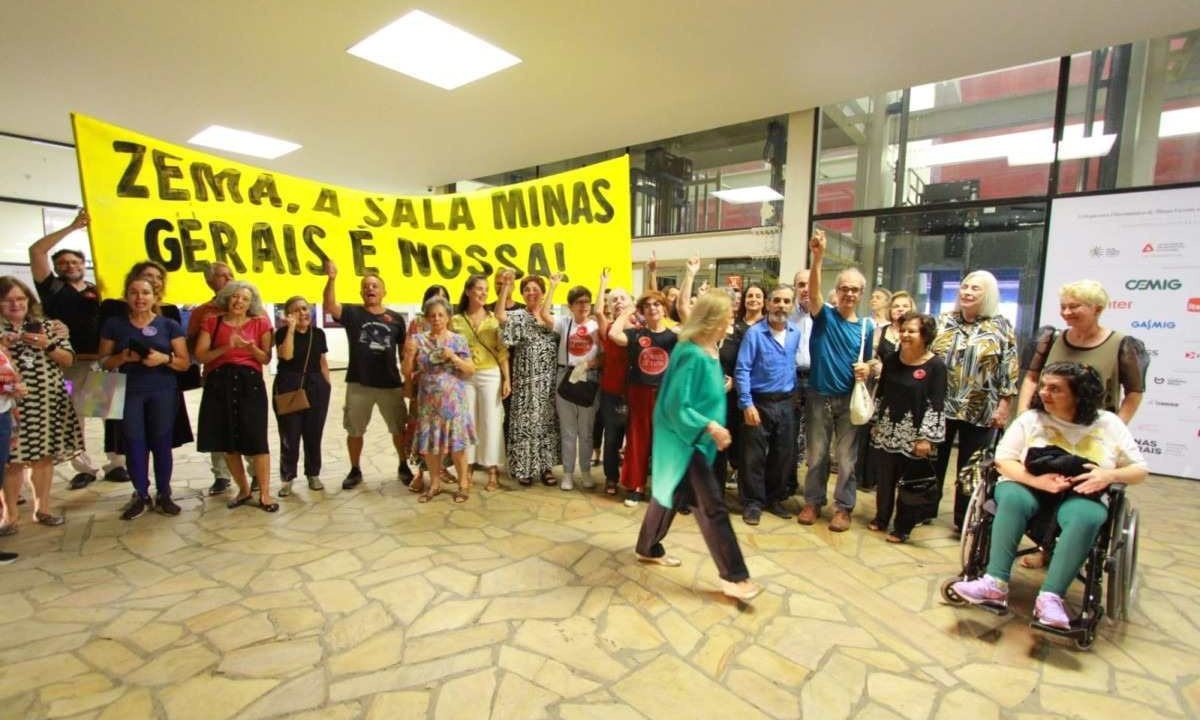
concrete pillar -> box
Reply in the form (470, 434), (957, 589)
(780, 109), (815, 279)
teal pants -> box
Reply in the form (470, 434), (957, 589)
(986, 481), (1107, 596)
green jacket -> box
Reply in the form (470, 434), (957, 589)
(651, 341), (725, 509)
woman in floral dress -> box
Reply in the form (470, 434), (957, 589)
(496, 275), (561, 486)
(404, 296), (476, 503)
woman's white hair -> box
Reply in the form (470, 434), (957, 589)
(958, 270), (1000, 318)
(215, 280), (266, 317)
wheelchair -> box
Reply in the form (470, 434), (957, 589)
(940, 456), (1140, 649)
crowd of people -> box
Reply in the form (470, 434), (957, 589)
(0, 216), (1151, 616)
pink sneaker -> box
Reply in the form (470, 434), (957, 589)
(1034, 592), (1071, 630)
(951, 575), (1008, 608)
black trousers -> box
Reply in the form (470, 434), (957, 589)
(274, 371), (332, 480)
(739, 396), (796, 510)
(870, 448), (936, 535)
(934, 419), (997, 528)
(598, 391), (628, 482)
(636, 451), (749, 582)
(713, 391), (742, 485)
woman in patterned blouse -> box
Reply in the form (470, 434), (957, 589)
(930, 270), (1019, 531)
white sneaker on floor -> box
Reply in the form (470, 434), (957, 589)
(560, 474), (574, 491)
(580, 474), (595, 490)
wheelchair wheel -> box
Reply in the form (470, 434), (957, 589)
(1117, 507), (1139, 621)
(959, 479), (991, 575)
(940, 577), (967, 606)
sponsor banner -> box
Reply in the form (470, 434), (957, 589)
(1042, 186), (1200, 479)
(72, 113), (632, 304)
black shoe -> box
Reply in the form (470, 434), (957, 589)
(743, 507), (762, 525)
(0, 551), (17, 565)
(69, 472), (96, 490)
(120, 494), (151, 521)
(342, 467), (364, 490)
(156, 495), (181, 516)
(398, 462), (415, 484)
(765, 501), (793, 520)
(208, 478), (231, 496)
(104, 467), (131, 483)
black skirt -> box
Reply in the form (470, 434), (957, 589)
(197, 364), (269, 456)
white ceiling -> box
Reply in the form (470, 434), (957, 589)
(3, 1), (1199, 195)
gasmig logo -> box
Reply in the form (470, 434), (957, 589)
(1130, 319), (1176, 330)
(1125, 279), (1182, 291)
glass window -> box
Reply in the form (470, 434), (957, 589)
(813, 202), (1047, 342)
(1057, 29), (1200, 193)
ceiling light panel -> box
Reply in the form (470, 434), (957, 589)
(347, 10), (521, 90)
(188, 126), (301, 159)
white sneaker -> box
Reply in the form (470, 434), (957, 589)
(580, 473), (596, 490)
(560, 474), (574, 491)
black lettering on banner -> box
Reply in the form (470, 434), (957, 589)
(152, 150), (189, 201)
(464, 245), (493, 276)
(397, 238), (432, 276)
(393, 199), (419, 228)
(350, 230), (378, 275)
(570, 181), (593, 223)
(494, 243), (521, 274)
(422, 199), (446, 231)
(177, 219), (208, 271)
(313, 187), (340, 217)
(248, 174), (283, 208)
(250, 223), (286, 273)
(492, 190), (528, 229)
(449, 197), (475, 230)
(190, 163), (243, 202)
(542, 184), (569, 226)
(526, 186), (541, 227)
(591, 179), (614, 222)
(281, 225), (302, 275)
(144, 218), (181, 268)
(363, 198), (388, 227)
(113, 141), (150, 198)
(209, 221), (247, 274)
(554, 242), (568, 281)
(528, 243), (552, 277)
(302, 226), (329, 274)
(431, 244), (462, 278)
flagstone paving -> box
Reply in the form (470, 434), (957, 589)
(0, 374), (1197, 719)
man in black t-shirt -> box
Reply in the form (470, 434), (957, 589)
(323, 260), (411, 489)
(29, 209), (127, 489)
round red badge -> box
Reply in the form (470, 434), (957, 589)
(913, 368), (927, 380)
(638, 336), (652, 348)
(567, 333), (594, 357)
(638, 346), (669, 376)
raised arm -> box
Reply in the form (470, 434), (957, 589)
(608, 306), (635, 346)
(537, 273), (561, 329)
(644, 251), (658, 294)
(494, 275), (514, 326)
(676, 255), (699, 323)
(807, 230), (825, 318)
(29, 209), (88, 283)
(322, 259), (342, 321)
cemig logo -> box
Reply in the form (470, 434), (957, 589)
(1189, 298), (1200, 312)
(1125, 279), (1182, 291)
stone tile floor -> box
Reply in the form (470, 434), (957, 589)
(1, 374), (1198, 719)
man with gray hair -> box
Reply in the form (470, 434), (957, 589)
(797, 230), (874, 532)
(186, 261), (238, 495)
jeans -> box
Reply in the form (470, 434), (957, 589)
(636, 451), (749, 582)
(740, 396), (795, 510)
(275, 372), (331, 480)
(0, 410), (11, 468)
(122, 387), (178, 498)
(555, 368), (598, 475)
(804, 389), (859, 511)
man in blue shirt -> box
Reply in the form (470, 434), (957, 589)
(798, 231), (873, 532)
(735, 286), (802, 525)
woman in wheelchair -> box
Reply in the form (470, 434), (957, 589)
(950, 362), (1146, 629)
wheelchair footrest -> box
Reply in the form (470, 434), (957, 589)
(1030, 615), (1095, 640)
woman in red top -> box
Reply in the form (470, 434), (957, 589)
(194, 281), (277, 511)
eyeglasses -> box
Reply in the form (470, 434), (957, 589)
(836, 286), (863, 295)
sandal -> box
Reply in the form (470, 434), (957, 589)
(541, 470), (557, 486)
(518, 477), (533, 487)
(453, 488), (470, 503)
(867, 520), (885, 532)
(885, 533), (908, 544)
(440, 469), (458, 484)
(258, 501), (280, 513)
(485, 469), (499, 492)
(227, 494), (253, 509)
(605, 480), (618, 496)
(34, 512), (65, 526)
(408, 476), (425, 494)
(417, 487), (443, 503)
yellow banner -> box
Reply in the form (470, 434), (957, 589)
(72, 113), (632, 305)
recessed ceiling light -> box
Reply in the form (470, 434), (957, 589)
(188, 125), (301, 159)
(712, 186), (784, 204)
(347, 10), (521, 90)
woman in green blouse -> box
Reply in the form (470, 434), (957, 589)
(634, 290), (761, 602)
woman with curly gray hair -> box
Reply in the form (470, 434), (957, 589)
(194, 281), (277, 511)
